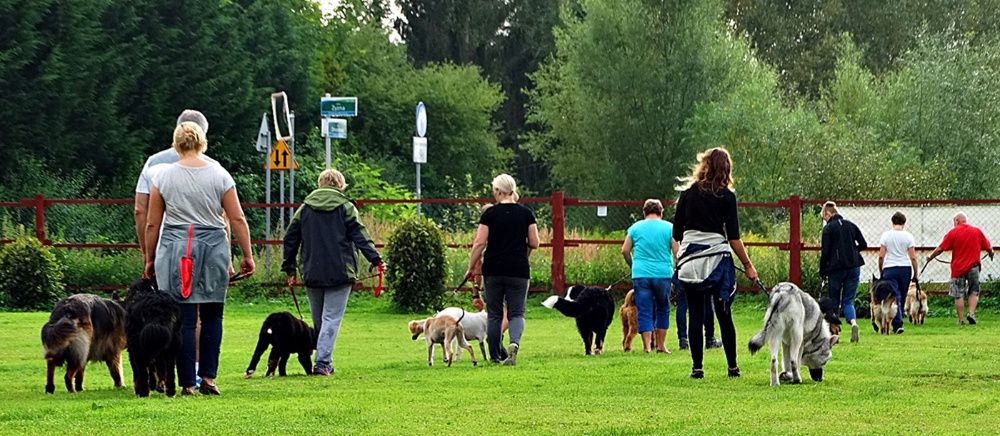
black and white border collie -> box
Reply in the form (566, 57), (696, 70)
(542, 285), (615, 355)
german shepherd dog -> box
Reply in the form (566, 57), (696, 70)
(749, 283), (838, 386)
(41, 294), (127, 394)
(124, 279), (181, 397)
(905, 282), (929, 325)
(870, 276), (898, 335)
(620, 289), (639, 351)
(542, 285), (616, 355)
(245, 312), (317, 378)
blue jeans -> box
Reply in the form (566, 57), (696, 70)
(632, 277), (671, 332)
(828, 266), (860, 322)
(179, 303), (223, 388)
(882, 266), (911, 330)
(674, 286), (716, 341)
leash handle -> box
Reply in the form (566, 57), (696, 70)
(374, 263), (384, 298)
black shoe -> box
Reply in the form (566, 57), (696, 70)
(894, 327), (904, 335)
(706, 338), (723, 349)
(679, 338), (689, 350)
(689, 369), (704, 379)
(967, 314), (977, 325)
(198, 383), (220, 396)
(728, 367), (741, 378)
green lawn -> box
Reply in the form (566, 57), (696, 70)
(1, 294), (998, 435)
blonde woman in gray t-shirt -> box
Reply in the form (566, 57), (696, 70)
(144, 121), (255, 396)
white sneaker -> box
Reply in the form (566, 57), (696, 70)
(541, 296), (559, 309)
(503, 343), (519, 366)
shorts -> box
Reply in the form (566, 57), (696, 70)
(949, 266), (981, 298)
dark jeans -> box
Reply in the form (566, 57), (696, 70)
(882, 266), (912, 329)
(828, 266), (860, 322)
(684, 287), (737, 371)
(179, 303), (223, 388)
(483, 275), (528, 361)
(674, 286), (716, 341)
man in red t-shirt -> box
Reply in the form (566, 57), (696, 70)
(927, 213), (994, 326)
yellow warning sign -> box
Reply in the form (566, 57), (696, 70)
(267, 139), (299, 171)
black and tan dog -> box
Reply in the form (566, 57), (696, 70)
(245, 312), (317, 378)
(41, 294), (127, 394)
(124, 278), (182, 397)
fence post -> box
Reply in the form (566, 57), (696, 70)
(551, 191), (566, 296)
(33, 194), (47, 244)
(788, 195), (802, 286)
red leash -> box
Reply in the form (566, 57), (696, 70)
(357, 264), (386, 297)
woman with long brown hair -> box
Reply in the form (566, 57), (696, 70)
(672, 147), (757, 379)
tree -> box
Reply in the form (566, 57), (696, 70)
(527, 0), (765, 199)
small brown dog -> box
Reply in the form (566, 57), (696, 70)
(904, 282), (928, 325)
(620, 289), (638, 351)
(410, 316), (478, 367)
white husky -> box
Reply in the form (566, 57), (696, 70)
(749, 283), (839, 386)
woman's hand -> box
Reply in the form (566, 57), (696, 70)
(287, 275), (297, 287)
(745, 264), (759, 283)
(143, 260), (155, 279)
(240, 256), (256, 277)
(472, 297), (484, 311)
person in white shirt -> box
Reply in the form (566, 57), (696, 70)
(878, 212), (918, 334)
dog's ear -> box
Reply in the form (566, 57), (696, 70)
(829, 335), (839, 346)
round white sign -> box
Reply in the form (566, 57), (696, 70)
(416, 101), (427, 137)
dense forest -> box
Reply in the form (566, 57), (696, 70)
(3, 0), (1000, 204)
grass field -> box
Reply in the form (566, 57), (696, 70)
(1, 293), (998, 435)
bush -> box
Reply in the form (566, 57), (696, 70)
(386, 217), (447, 312)
(0, 237), (65, 311)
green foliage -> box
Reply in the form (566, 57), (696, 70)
(55, 249), (142, 289)
(385, 217), (448, 312)
(527, 0), (764, 199)
(0, 237), (65, 311)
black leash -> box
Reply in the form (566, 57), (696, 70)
(287, 283), (304, 320)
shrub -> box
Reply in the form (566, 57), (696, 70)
(0, 237), (65, 311)
(385, 217), (447, 312)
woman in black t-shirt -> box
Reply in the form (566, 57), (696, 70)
(466, 174), (540, 365)
(673, 147), (757, 379)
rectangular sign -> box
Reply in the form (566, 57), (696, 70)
(320, 97), (358, 117)
(322, 118), (348, 139)
(413, 137), (427, 164)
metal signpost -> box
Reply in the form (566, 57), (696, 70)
(414, 101), (427, 214)
(256, 113), (271, 276)
(319, 94), (357, 169)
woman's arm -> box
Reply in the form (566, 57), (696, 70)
(466, 224), (489, 279)
(621, 235), (634, 268)
(527, 223), (540, 257)
(222, 187), (255, 277)
(908, 246), (918, 281)
(729, 239), (758, 282)
(878, 245), (887, 275)
(143, 186), (165, 278)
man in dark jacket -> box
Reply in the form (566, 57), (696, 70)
(820, 201), (867, 343)
(283, 169), (382, 376)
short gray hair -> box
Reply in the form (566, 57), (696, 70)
(177, 109), (209, 135)
(318, 169), (347, 189)
(491, 174), (519, 201)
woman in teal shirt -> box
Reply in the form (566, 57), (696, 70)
(621, 199), (679, 353)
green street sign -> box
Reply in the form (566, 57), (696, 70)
(320, 97), (358, 117)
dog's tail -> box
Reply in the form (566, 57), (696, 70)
(41, 317), (80, 350)
(623, 289), (636, 308)
(140, 323), (172, 357)
(748, 297), (779, 355)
